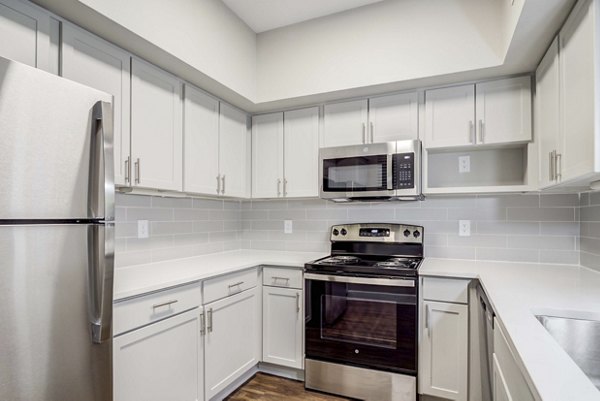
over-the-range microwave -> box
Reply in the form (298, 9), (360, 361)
(319, 139), (423, 202)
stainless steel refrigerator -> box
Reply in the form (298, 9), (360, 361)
(0, 56), (115, 401)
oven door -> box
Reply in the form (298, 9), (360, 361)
(305, 273), (417, 375)
(319, 142), (395, 199)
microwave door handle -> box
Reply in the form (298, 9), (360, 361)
(387, 154), (394, 190)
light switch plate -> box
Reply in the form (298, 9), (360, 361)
(459, 156), (470, 173)
(459, 220), (471, 237)
(284, 220), (293, 234)
(137, 220), (149, 239)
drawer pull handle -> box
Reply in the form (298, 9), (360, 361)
(152, 300), (178, 310)
(272, 276), (290, 284)
(228, 281), (244, 293)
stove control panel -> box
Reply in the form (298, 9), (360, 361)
(330, 223), (423, 244)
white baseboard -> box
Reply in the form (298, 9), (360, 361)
(258, 362), (305, 381)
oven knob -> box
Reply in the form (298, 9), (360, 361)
(403, 229), (411, 237)
(413, 230), (421, 238)
(332, 229), (339, 236)
(340, 228), (347, 236)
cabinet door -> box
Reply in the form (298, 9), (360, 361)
(420, 301), (468, 401)
(425, 84), (475, 149)
(559, 0), (596, 182)
(323, 99), (368, 147)
(219, 103), (249, 197)
(0, 0), (51, 71)
(475, 77), (532, 145)
(184, 85), (220, 195)
(492, 354), (513, 401)
(369, 92), (418, 143)
(284, 107), (320, 198)
(62, 24), (132, 187)
(131, 58), (183, 191)
(536, 37), (560, 189)
(262, 286), (303, 369)
(204, 288), (260, 399)
(113, 308), (203, 401)
(252, 112), (284, 198)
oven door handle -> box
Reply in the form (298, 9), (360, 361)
(304, 273), (415, 287)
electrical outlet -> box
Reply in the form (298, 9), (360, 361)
(137, 220), (149, 239)
(459, 156), (470, 173)
(459, 220), (471, 237)
(284, 220), (293, 234)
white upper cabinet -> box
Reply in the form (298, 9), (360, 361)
(323, 99), (368, 147)
(62, 24), (132, 187)
(559, 0), (596, 183)
(369, 92), (419, 143)
(184, 85), (220, 195)
(131, 58), (183, 191)
(475, 77), (532, 145)
(252, 112), (284, 198)
(425, 84), (476, 149)
(425, 78), (532, 150)
(536, 37), (561, 189)
(251, 107), (319, 199)
(219, 103), (249, 198)
(0, 0), (54, 72)
(283, 107), (320, 198)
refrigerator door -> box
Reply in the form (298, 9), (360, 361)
(0, 222), (114, 401)
(0, 56), (114, 220)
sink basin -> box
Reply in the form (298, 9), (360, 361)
(536, 315), (600, 390)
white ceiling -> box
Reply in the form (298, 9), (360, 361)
(221, 0), (386, 33)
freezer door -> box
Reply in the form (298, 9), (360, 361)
(0, 56), (114, 220)
(0, 223), (114, 401)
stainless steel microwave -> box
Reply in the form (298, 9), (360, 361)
(319, 140), (422, 202)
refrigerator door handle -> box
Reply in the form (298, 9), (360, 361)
(89, 101), (115, 221)
(87, 223), (115, 344)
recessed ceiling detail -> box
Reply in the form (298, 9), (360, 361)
(221, 0), (386, 33)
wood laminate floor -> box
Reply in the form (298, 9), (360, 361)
(225, 373), (353, 401)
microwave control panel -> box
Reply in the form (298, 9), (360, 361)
(393, 153), (415, 189)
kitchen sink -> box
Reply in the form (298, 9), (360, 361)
(536, 315), (600, 390)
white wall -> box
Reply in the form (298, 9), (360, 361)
(76, 0), (257, 100)
(256, 0), (509, 102)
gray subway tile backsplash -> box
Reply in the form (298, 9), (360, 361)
(580, 192), (600, 272)
(115, 192), (586, 269)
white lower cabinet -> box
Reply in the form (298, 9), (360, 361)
(492, 319), (535, 401)
(419, 277), (469, 401)
(262, 286), (303, 369)
(113, 307), (204, 401)
(204, 287), (260, 400)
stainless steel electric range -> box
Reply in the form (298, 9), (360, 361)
(304, 223), (423, 401)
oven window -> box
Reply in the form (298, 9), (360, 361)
(321, 295), (397, 349)
(323, 155), (388, 192)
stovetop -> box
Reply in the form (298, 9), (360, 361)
(306, 254), (422, 278)
(305, 223), (424, 278)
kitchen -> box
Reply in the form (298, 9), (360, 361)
(0, 0), (599, 401)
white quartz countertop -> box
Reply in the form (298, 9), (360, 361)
(420, 258), (600, 401)
(114, 249), (326, 301)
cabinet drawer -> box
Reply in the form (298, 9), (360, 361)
(422, 277), (470, 304)
(113, 283), (201, 336)
(203, 267), (258, 304)
(263, 266), (302, 289)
